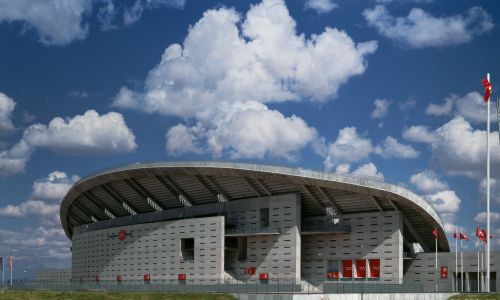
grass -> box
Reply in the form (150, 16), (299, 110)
(0, 291), (237, 300)
(449, 294), (500, 300)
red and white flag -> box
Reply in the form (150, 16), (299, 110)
(454, 227), (459, 239)
(482, 77), (492, 102)
(432, 227), (438, 240)
(8, 256), (12, 271)
(460, 231), (470, 241)
(477, 226), (486, 242)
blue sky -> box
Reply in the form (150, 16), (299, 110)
(0, 0), (499, 279)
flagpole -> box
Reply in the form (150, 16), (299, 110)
(477, 246), (480, 292)
(455, 233), (458, 292)
(435, 237), (438, 292)
(10, 258), (12, 286)
(486, 72), (491, 293)
(461, 236), (463, 292)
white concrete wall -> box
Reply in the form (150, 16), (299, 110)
(72, 216), (224, 282)
(301, 211), (403, 283)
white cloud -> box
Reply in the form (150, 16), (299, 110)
(363, 5), (494, 48)
(429, 116), (500, 177)
(335, 163), (351, 174)
(304, 0), (337, 14)
(114, 0), (376, 160)
(0, 0), (92, 46)
(166, 101), (318, 160)
(374, 136), (419, 159)
(425, 190), (461, 213)
(32, 171), (80, 201)
(479, 178), (500, 204)
(352, 162), (384, 180)
(371, 98), (391, 119)
(398, 96), (417, 111)
(123, 0), (186, 25)
(165, 123), (203, 155)
(0, 140), (32, 176)
(410, 170), (448, 193)
(402, 125), (435, 143)
(0, 92), (16, 133)
(426, 92), (495, 124)
(0, 200), (59, 218)
(474, 212), (500, 224)
(324, 127), (373, 170)
(426, 97), (454, 116)
(23, 110), (137, 155)
(0, 110), (136, 176)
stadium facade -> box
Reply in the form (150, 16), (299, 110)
(59, 161), (499, 290)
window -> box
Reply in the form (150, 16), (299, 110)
(181, 238), (194, 261)
(260, 208), (270, 230)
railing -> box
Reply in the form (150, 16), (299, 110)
(224, 227), (281, 236)
(301, 223), (351, 234)
(6, 279), (485, 294)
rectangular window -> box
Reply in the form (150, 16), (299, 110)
(260, 208), (269, 230)
(181, 238), (194, 261)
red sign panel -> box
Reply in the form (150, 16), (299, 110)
(244, 267), (256, 275)
(95, 276), (100, 282)
(356, 260), (366, 278)
(369, 259), (380, 278)
(144, 274), (151, 281)
(440, 266), (448, 279)
(178, 274), (186, 280)
(327, 272), (340, 279)
(80, 276), (84, 283)
(116, 275), (122, 282)
(259, 273), (269, 280)
(342, 260), (353, 278)
(118, 229), (126, 241)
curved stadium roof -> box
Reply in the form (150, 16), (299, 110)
(60, 161), (449, 252)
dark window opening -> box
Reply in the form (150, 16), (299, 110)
(260, 208), (270, 230)
(181, 238), (194, 261)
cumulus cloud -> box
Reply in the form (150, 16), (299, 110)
(0, 0), (186, 46)
(427, 92), (496, 124)
(23, 110), (137, 155)
(167, 102), (318, 160)
(0, 0), (92, 46)
(0, 200), (59, 218)
(304, 0), (337, 14)
(0, 92), (16, 133)
(0, 110), (136, 176)
(398, 96), (417, 111)
(113, 0), (377, 160)
(363, 5), (494, 48)
(410, 170), (448, 193)
(123, 0), (186, 25)
(425, 190), (461, 213)
(32, 171), (79, 201)
(474, 212), (500, 224)
(352, 162), (384, 180)
(371, 98), (391, 119)
(374, 136), (419, 159)
(426, 97), (454, 116)
(402, 125), (435, 143)
(429, 117), (500, 177)
(478, 178), (500, 204)
(324, 127), (372, 170)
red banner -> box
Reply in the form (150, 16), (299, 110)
(144, 274), (151, 281)
(95, 276), (100, 282)
(342, 260), (353, 278)
(116, 275), (122, 282)
(369, 259), (380, 278)
(440, 266), (448, 279)
(118, 229), (126, 241)
(327, 272), (339, 279)
(259, 273), (269, 280)
(356, 260), (366, 278)
(178, 274), (186, 280)
(244, 267), (256, 275)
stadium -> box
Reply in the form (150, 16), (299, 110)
(57, 161), (499, 291)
